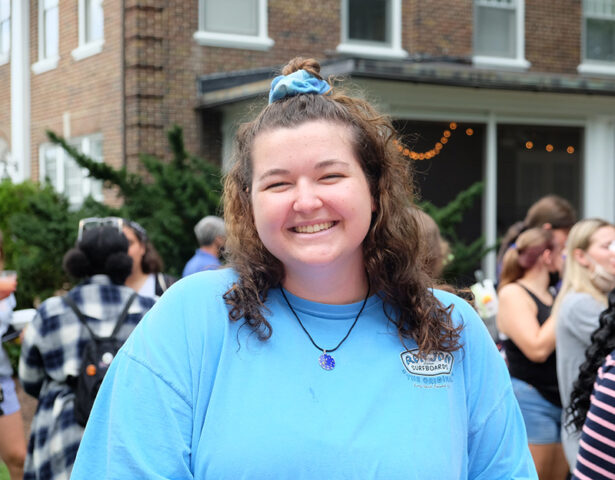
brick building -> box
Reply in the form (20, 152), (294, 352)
(1, 0), (615, 277)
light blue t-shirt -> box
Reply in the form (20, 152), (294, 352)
(72, 269), (537, 479)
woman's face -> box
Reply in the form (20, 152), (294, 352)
(585, 225), (615, 276)
(123, 226), (146, 274)
(250, 120), (374, 276)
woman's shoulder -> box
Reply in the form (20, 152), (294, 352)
(560, 291), (604, 317)
(432, 288), (481, 328)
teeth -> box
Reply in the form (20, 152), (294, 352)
(294, 222), (334, 234)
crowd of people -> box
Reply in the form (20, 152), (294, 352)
(0, 56), (613, 479)
(496, 199), (615, 479)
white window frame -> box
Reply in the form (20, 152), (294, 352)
(39, 134), (104, 207)
(193, 0), (274, 51)
(71, 0), (104, 61)
(578, 0), (615, 75)
(0, 0), (10, 65)
(336, 0), (407, 59)
(472, 0), (530, 70)
(32, 0), (59, 74)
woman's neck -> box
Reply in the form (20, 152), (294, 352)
(518, 266), (550, 295)
(125, 270), (149, 292)
(282, 263), (370, 305)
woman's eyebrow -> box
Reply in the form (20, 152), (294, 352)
(257, 168), (290, 182)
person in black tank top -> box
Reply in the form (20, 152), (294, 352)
(497, 227), (568, 480)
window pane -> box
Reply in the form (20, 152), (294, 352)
(0, 21), (9, 55)
(348, 0), (389, 43)
(475, 6), (516, 57)
(44, 5), (58, 58)
(85, 0), (104, 43)
(43, 147), (58, 187)
(204, 0), (257, 35)
(586, 18), (615, 61)
(43, 0), (58, 9)
(64, 157), (84, 201)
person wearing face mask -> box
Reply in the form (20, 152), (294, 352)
(552, 218), (615, 468)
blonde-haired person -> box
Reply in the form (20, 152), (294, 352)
(497, 228), (568, 480)
(0, 230), (26, 480)
(553, 218), (615, 468)
(70, 57), (536, 479)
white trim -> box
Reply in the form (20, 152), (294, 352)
(472, 55), (530, 70)
(71, 39), (104, 61)
(0, 51), (8, 65)
(10, 0), (29, 182)
(578, 62), (615, 76)
(583, 116), (615, 222)
(193, 31), (273, 51)
(337, 0), (406, 59)
(195, 0), (273, 51)
(31, 55), (58, 74)
(483, 112), (497, 280)
(336, 43), (407, 60)
(473, 0), (529, 69)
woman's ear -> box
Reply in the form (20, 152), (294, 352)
(573, 248), (590, 268)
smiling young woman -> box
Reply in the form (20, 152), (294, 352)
(70, 57), (538, 479)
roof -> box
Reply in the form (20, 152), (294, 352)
(196, 57), (615, 108)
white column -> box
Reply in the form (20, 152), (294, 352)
(583, 116), (615, 223)
(483, 113), (498, 280)
(10, 0), (30, 182)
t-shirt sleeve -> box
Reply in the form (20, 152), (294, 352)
(441, 294), (538, 479)
(560, 294), (605, 343)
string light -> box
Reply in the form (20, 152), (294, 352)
(466, 128), (474, 136)
(546, 144), (554, 152)
(394, 122), (462, 161)
(525, 141), (533, 149)
(567, 146), (575, 154)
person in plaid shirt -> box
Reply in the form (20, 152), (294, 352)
(18, 224), (155, 480)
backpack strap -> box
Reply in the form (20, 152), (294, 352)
(63, 292), (139, 340)
(155, 272), (167, 296)
(110, 292), (138, 337)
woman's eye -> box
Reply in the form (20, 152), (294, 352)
(321, 173), (343, 181)
(265, 181), (289, 190)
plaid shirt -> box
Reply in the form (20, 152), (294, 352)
(18, 275), (155, 480)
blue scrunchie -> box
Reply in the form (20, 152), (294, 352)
(268, 69), (331, 104)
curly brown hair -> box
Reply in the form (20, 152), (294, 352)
(222, 57), (461, 355)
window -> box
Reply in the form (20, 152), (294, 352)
(0, 0), (9, 64)
(579, 0), (615, 74)
(39, 135), (104, 207)
(193, 0), (273, 51)
(473, 0), (529, 69)
(32, 0), (59, 74)
(337, 0), (406, 59)
(72, 0), (104, 60)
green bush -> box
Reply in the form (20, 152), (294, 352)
(48, 125), (223, 277)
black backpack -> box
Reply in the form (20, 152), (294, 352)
(63, 292), (137, 427)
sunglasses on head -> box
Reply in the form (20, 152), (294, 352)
(77, 217), (125, 242)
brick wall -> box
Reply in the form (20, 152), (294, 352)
(29, 0), (123, 202)
(526, 0), (581, 73)
(0, 59), (9, 152)
(406, 0), (473, 58)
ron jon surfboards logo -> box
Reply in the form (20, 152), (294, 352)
(400, 349), (454, 376)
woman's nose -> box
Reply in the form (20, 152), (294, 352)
(293, 181), (323, 212)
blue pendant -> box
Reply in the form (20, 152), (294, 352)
(319, 353), (335, 370)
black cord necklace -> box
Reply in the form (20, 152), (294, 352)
(279, 278), (370, 371)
